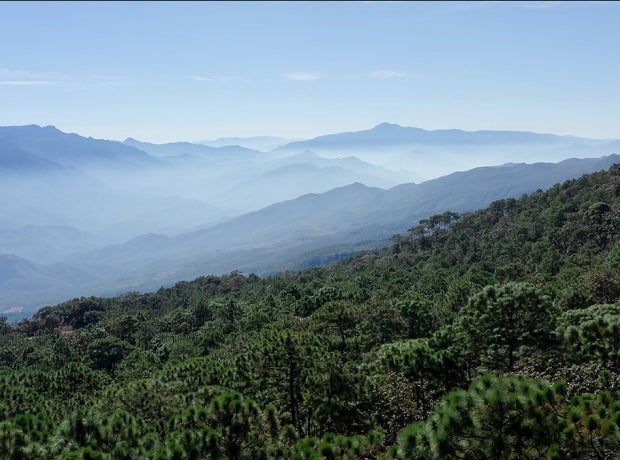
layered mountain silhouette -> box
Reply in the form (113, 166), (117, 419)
(274, 122), (620, 179)
(0, 138), (64, 172)
(0, 125), (409, 259)
(200, 136), (300, 151)
(123, 137), (262, 160)
(0, 125), (158, 171)
(275, 122), (617, 150)
(73, 154), (619, 277)
(1, 122), (619, 321)
(3, 154), (618, 321)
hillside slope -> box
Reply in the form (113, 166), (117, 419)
(2, 164), (619, 458)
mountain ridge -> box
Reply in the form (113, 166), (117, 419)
(274, 122), (603, 152)
(123, 137), (262, 159)
(43, 154), (619, 312)
(2, 122), (619, 320)
(0, 124), (159, 171)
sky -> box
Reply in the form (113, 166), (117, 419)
(0, 1), (619, 143)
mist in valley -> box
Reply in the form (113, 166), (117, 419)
(1, 123), (619, 321)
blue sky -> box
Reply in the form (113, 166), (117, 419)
(0, 1), (619, 143)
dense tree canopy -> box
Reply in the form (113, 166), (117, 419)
(1, 164), (619, 458)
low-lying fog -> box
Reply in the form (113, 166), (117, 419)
(1, 123), (619, 320)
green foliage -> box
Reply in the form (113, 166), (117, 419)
(394, 295), (437, 339)
(1, 164), (620, 457)
(457, 282), (555, 372)
(556, 303), (620, 370)
(376, 338), (459, 418)
(288, 430), (384, 459)
(393, 375), (561, 459)
(86, 335), (134, 373)
(553, 390), (620, 459)
(236, 328), (336, 437)
(309, 300), (361, 360)
(162, 393), (275, 460)
(52, 408), (157, 459)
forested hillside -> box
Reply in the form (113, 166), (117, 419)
(1, 165), (619, 459)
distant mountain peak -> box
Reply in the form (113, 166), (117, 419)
(372, 122), (406, 130)
(0, 125), (159, 170)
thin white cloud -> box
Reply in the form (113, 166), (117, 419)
(0, 80), (54, 86)
(372, 69), (407, 78)
(0, 68), (58, 86)
(0, 69), (132, 90)
(285, 72), (320, 81)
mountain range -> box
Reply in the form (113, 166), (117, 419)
(200, 135), (301, 151)
(63, 153), (620, 284)
(0, 122), (619, 321)
(0, 124), (158, 172)
(275, 122), (620, 179)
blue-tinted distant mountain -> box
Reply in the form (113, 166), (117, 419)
(0, 253), (90, 286)
(270, 150), (416, 184)
(200, 136), (302, 152)
(123, 137), (262, 160)
(275, 122), (602, 150)
(0, 138), (64, 173)
(0, 124), (416, 268)
(0, 224), (105, 265)
(117, 141), (415, 212)
(0, 125), (159, 171)
(5, 154), (619, 317)
(274, 123), (620, 180)
(0, 126), (235, 268)
(163, 154), (620, 253)
(249, 151), (411, 190)
(57, 154), (620, 299)
(3, 119), (619, 319)
(0, 253), (95, 322)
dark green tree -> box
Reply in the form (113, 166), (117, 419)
(457, 282), (555, 372)
(237, 329), (333, 437)
(556, 303), (620, 371)
(393, 375), (560, 459)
